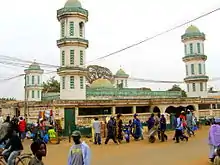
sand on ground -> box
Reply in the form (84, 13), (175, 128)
(22, 126), (211, 165)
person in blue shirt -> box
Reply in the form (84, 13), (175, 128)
(67, 131), (91, 165)
(133, 113), (141, 140)
(175, 114), (188, 143)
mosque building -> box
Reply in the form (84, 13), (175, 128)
(1, 0), (219, 135)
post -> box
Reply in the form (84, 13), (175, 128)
(24, 74), (28, 122)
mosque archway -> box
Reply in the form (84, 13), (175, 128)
(176, 106), (185, 115)
(165, 106), (176, 114)
(186, 105), (195, 111)
(153, 106), (161, 113)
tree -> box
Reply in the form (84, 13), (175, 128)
(42, 76), (60, 93)
(167, 84), (187, 97)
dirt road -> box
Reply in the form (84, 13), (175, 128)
(24, 127), (210, 165)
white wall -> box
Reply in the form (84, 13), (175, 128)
(58, 14), (87, 100)
(114, 78), (128, 88)
(60, 75), (86, 100)
(185, 60), (206, 77)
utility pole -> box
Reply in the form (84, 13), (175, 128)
(24, 74), (28, 122)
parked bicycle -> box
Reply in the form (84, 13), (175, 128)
(0, 151), (32, 165)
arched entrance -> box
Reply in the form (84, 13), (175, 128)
(165, 106), (176, 114)
(176, 106), (185, 115)
(153, 106), (161, 113)
(186, 105), (195, 111)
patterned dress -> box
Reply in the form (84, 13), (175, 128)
(116, 118), (123, 142)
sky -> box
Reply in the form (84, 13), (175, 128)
(0, 0), (220, 100)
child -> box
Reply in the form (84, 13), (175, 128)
(28, 140), (47, 165)
(214, 148), (220, 165)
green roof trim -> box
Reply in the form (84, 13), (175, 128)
(24, 62), (43, 72)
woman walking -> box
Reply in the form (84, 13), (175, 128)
(116, 114), (123, 143)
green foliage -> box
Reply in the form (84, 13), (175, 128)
(167, 84), (187, 97)
(42, 76), (60, 93)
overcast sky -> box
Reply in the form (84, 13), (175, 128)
(0, 0), (220, 100)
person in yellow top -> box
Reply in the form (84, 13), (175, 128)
(47, 126), (56, 139)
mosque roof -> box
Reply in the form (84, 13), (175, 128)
(64, 0), (82, 8)
(24, 62), (43, 72)
(90, 78), (114, 89)
(185, 25), (200, 34)
(115, 68), (129, 78)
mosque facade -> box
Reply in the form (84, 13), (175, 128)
(1, 0), (220, 134)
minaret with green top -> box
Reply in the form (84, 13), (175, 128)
(181, 25), (209, 98)
(57, 0), (88, 100)
(114, 68), (129, 88)
(24, 62), (44, 101)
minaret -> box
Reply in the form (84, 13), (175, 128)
(57, 0), (88, 100)
(181, 25), (209, 98)
(114, 68), (129, 88)
(24, 62), (44, 101)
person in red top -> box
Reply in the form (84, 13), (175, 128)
(18, 117), (26, 141)
(179, 111), (187, 127)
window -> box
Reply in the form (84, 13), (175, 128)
(70, 50), (74, 65)
(80, 76), (84, 89)
(61, 22), (65, 37)
(197, 43), (201, 54)
(125, 80), (128, 87)
(32, 76), (34, 85)
(80, 50), (83, 65)
(69, 21), (74, 36)
(62, 51), (65, 66)
(26, 76), (29, 85)
(184, 45), (187, 55)
(32, 90), (35, 98)
(200, 82), (203, 91)
(117, 80), (118, 84)
(187, 84), (189, 92)
(70, 76), (74, 89)
(186, 65), (188, 76)
(37, 76), (40, 84)
(192, 83), (196, 92)
(79, 22), (84, 37)
(191, 64), (194, 75)
(37, 91), (40, 98)
(190, 43), (193, 54)
(62, 77), (65, 89)
(198, 63), (202, 74)
(204, 64), (206, 74)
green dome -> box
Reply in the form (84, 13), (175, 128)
(64, 0), (82, 8)
(185, 25), (200, 34)
(115, 68), (129, 77)
(90, 79), (114, 88)
(28, 62), (41, 70)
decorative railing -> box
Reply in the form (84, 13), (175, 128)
(57, 7), (88, 18)
(181, 32), (205, 40)
(86, 88), (182, 97)
(57, 38), (89, 45)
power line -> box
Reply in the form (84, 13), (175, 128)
(87, 7), (220, 63)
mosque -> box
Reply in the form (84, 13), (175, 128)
(0, 0), (219, 134)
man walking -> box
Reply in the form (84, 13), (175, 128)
(68, 131), (91, 165)
(92, 117), (101, 145)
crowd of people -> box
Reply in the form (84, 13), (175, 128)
(91, 109), (198, 145)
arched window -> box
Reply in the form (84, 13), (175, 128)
(79, 22), (84, 37)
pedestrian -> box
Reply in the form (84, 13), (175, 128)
(175, 114), (188, 143)
(147, 113), (155, 132)
(214, 147), (220, 165)
(105, 117), (118, 144)
(160, 114), (168, 142)
(28, 140), (47, 165)
(186, 110), (195, 137)
(18, 117), (26, 141)
(115, 114), (123, 143)
(133, 113), (141, 140)
(92, 117), (101, 145)
(68, 131), (91, 165)
(208, 118), (220, 163)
